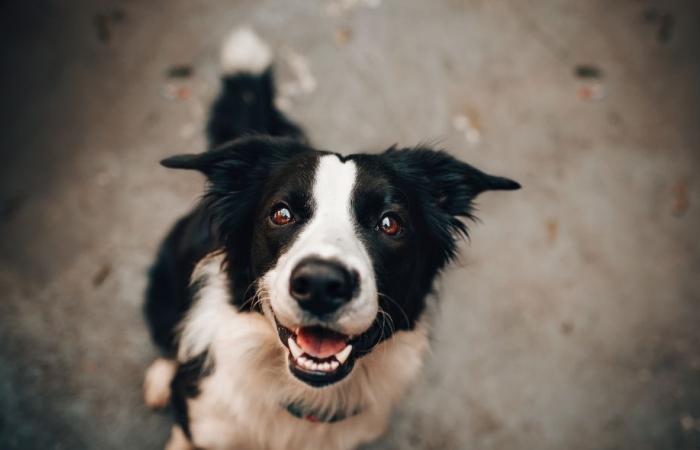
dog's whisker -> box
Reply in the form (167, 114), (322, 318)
(375, 308), (395, 360)
(238, 279), (263, 310)
(378, 292), (410, 329)
(377, 307), (395, 340)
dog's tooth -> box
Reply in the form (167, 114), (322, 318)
(335, 345), (352, 364)
(311, 361), (320, 371)
(288, 337), (303, 359)
(323, 362), (332, 371)
(330, 360), (339, 371)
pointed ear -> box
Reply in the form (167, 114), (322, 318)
(463, 167), (521, 193)
(383, 146), (520, 218)
(160, 137), (258, 176)
(446, 157), (521, 214)
(159, 135), (304, 179)
(161, 153), (212, 171)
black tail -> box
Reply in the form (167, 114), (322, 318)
(206, 28), (306, 148)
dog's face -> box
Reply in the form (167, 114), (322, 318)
(162, 136), (519, 387)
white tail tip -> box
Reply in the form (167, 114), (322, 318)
(220, 27), (272, 75)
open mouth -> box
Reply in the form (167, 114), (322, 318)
(275, 318), (384, 387)
(277, 323), (354, 387)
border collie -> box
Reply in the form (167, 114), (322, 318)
(143, 28), (519, 450)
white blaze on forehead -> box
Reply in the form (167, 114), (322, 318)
(266, 154), (378, 336)
(310, 155), (357, 242)
(299, 155), (369, 268)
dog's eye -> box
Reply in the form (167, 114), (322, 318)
(270, 205), (294, 226)
(378, 213), (402, 236)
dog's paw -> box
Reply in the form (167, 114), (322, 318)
(144, 358), (177, 410)
(165, 425), (193, 450)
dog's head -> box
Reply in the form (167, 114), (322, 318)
(162, 136), (519, 387)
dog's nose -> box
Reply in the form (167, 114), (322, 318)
(289, 258), (358, 315)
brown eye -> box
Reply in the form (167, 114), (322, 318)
(271, 205), (293, 226)
(379, 214), (402, 236)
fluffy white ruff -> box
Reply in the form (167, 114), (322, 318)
(175, 253), (430, 450)
(220, 27), (272, 75)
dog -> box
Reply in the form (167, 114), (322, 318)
(143, 27), (520, 450)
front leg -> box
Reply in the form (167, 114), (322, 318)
(165, 426), (194, 450)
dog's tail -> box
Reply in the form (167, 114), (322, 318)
(206, 27), (305, 148)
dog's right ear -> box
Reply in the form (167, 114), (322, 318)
(161, 136), (268, 177)
(160, 135), (304, 182)
(160, 150), (252, 182)
(160, 153), (210, 171)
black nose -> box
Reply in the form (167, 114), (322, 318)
(289, 258), (358, 315)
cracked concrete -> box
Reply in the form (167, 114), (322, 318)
(1, 0), (699, 449)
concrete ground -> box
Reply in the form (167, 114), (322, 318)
(1, 0), (699, 449)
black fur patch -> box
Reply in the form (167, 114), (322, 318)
(144, 206), (218, 354)
(170, 352), (213, 439)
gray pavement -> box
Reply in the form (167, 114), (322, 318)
(1, 1), (699, 449)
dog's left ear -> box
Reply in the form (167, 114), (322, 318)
(383, 146), (519, 262)
(383, 146), (520, 231)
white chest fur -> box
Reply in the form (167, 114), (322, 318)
(175, 254), (429, 450)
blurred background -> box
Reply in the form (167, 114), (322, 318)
(1, 0), (699, 449)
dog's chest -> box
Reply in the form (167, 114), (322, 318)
(184, 329), (391, 450)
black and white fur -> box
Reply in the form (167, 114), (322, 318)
(143, 27), (520, 450)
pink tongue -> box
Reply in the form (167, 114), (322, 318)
(296, 327), (347, 359)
